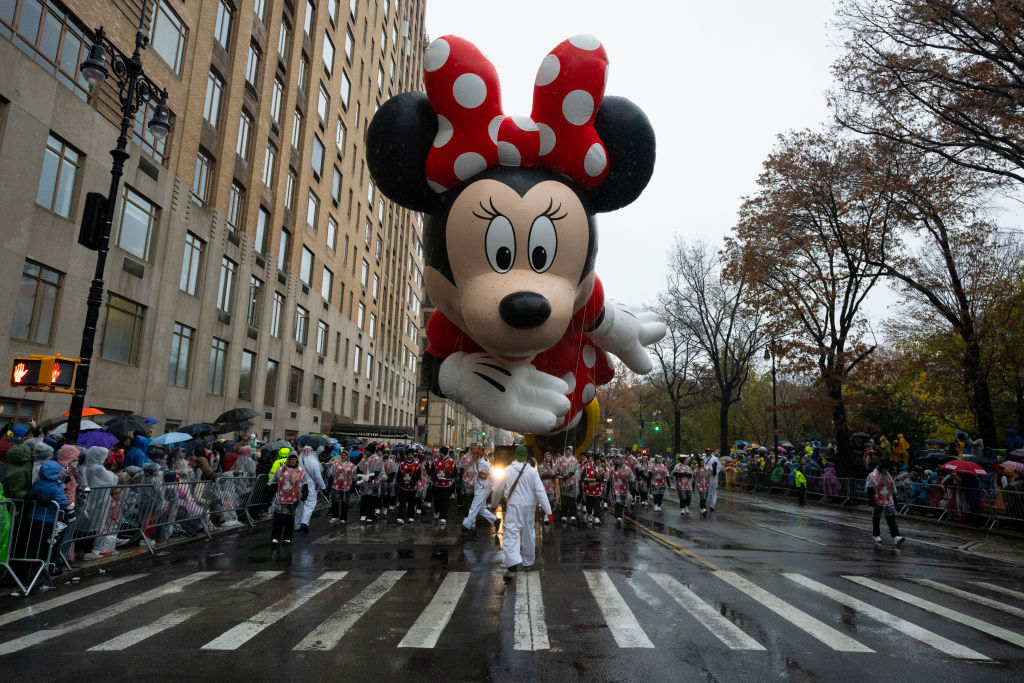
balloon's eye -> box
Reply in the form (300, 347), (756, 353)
(528, 215), (557, 273)
(485, 215), (516, 273)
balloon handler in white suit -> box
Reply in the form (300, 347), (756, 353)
(458, 447), (499, 535)
(502, 445), (553, 582)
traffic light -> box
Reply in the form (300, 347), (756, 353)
(9, 355), (78, 393)
(653, 423), (661, 432)
(418, 396), (428, 414)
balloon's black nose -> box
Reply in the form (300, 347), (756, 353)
(499, 292), (551, 329)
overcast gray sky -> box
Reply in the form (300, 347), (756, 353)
(423, 0), (842, 309)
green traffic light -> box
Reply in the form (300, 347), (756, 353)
(653, 424), (660, 431)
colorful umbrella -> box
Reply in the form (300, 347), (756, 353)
(48, 420), (102, 437)
(77, 430), (120, 450)
(940, 460), (988, 476)
(998, 460), (1024, 473)
(151, 432), (192, 446)
(61, 408), (104, 417)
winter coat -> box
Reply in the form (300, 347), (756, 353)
(794, 470), (807, 489)
(1, 444), (33, 499)
(125, 435), (151, 468)
(30, 460), (68, 521)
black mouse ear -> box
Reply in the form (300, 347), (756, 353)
(366, 91), (446, 213)
(582, 96), (656, 213)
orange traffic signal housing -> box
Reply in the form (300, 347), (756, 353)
(9, 355), (78, 393)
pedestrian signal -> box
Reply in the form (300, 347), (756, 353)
(9, 355), (78, 393)
(418, 396), (428, 414)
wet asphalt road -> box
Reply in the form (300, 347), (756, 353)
(2, 489), (1023, 682)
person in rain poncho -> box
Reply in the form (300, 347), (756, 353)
(124, 434), (151, 469)
(821, 462), (841, 498)
(892, 434), (910, 465)
(458, 447), (498, 535)
(29, 439), (54, 483)
(501, 445), (552, 582)
(295, 446), (326, 533)
(270, 452), (304, 545)
(671, 457), (693, 515)
(1, 444), (32, 499)
(556, 446), (580, 526)
(328, 446), (357, 524)
(866, 460), (904, 546)
(650, 456), (669, 511)
(79, 446), (121, 559)
(704, 449), (721, 511)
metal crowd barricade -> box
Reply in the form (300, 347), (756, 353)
(0, 499), (63, 596)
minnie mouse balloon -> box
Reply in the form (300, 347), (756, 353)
(367, 35), (664, 454)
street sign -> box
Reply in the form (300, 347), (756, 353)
(9, 355), (79, 393)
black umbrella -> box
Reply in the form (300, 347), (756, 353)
(264, 439), (291, 452)
(103, 415), (150, 439)
(38, 415), (68, 433)
(213, 408), (259, 425)
(297, 433), (331, 449)
(851, 432), (872, 439)
(180, 423), (215, 438)
(924, 438), (947, 446)
(214, 420), (254, 434)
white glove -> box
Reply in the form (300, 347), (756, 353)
(589, 300), (666, 374)
(438, 352), (570, 434)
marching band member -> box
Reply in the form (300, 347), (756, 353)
(357, 446), (384, 522)
(328, 447), (356, 524)
(538, 452), (558, 514)
(693, 456), (712, 518)
(396, 449), (422, 523)
(429, 446), (457, 525)
(556, 447), (580, 526)
(651, 456), (669, 512)
(457, 448), (476, 517)
(672, 456), (693, 515)
(581, 456), (604, 526)
(609, 454), (635, 525)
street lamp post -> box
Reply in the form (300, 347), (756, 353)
(64, 2), (170, 445)
(764, 340), (778, 455)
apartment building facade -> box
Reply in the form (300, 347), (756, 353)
(0, 0), (432, 440)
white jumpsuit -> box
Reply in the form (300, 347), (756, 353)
(461, 458), (497, 529)
(501, 462), (552, 569)
(706, 455), (720, 508)
(296, 450), (327, 528)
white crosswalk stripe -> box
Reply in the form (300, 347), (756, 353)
(228, 570), (283, 591)
(784, 573), (989, 660)
(970, 581), (1024, 603)
(514, 572), (549, 651)
(845, 575), (1024, 649)
(651, 572), (765, 650)
(295, 570), (406, 650)
(202, 571), (348, 650)
(0, 574), (147, 627)
(0, 572), (217, 655)
(398, 571), (470, 648)
(716, 571), (873, 652)
(910, 578), (1024, 619)
(89, 607), (204, 651)
(583, 569), (654, 648)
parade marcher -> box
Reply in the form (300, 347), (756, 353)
(459, 448), (498, 534)
(609, 455), (635, 525)
(538, 452), (558, 514)
(415, 451), (430, 517)
(581, 456), (604, 526)
(694, 457), (712, 518)
(671, 457), (693, 515)
(457, 448), (476, 517)
(650, 456), (669, 511)
(295, 446), (326, 533)
(430, 446), (456, 525)
(328, 447), (356, 524)
(794, 464), (807, 506)
(396, 449), (422, 523)
(502, 445), (553, 582)
(556, 447), (580, 526)
(270, 452), (304, 545)
(357, 447), (384, 522)
(383, 450), (399, 512)
(866, 460), (904, 546)
(705, 448), (720, 511)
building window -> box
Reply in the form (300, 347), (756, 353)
(328, 0), (339, 24)
(340, 71), (350, 108)
(321, 266), (333, 302)
(278, 228), (291, 270)
(271, 77), (284, 125)
(322, 32), (335, 74)
(285, 167), (297, 211)
(297, 53), (310, 92)
(236, 111), (253, 160)
(364, 217), (372, 245)
(311, 135), (325, 179)
(255, 206), (270, 254)
(151, 0), (186, 74)
(291, 109), (302, 149)
(372, 273), (379, 301)
(278, 19), (291, 61)
(0, 397), (42, 430)
(312, 375), (324, 409)
(316, 320), (328, 355)
(208, 337), (228, 395)
(132, 99), (169, 163)
(375, 235), (382, 263)
(353, 344), (361, 374)
(331, 168), (342, 206)
(167, 322), (193, 386)
(247, 275), (263, 327)
(204, 71), (224, 127)
(327, 216), (337, 251)
(35, 133), (81, 219)
(11, 260), (62, 344)
(227, 181), (245, 232)
(288, 366), (304, 404)
(1, 0), (92, 99)
(377, 65), (384, 93)
(115, 186), (158, 261)
(98, 293), (144, 366)
(300, 246), (314, 284)
(306, 191), (319, 231)
(368, 312), (376, 339)
(365, 353), (373, 380)
(191, 150), (213, 207)
(360, 259), (369, 288)
(238, 349), (255, 400)
(294, 304), (309, 344)
(357, 301), (365, 329)
(214, 0), (233, 50)
(264, 358), (279, 405)
(262, 143), (277, 187)
(254, 0), (267, 25)
(270, 291), (284, 337)
(350, 389), (359, 416)
(245, 41), (261, 86)
(179, 232), (204, 295)
(305, 0), (315, 34)
(336, 119), (345, 154)
(345, 29), (353, 60)
(217, 256), (237, 313)
(317, 83), (329, 122)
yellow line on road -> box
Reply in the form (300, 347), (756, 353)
(625, 517), (719, 571)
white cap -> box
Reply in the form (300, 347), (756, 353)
(250, 433), (256, 439)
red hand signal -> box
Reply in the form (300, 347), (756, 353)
(13, 362), (28, 383)
(51, 362), (61, 384)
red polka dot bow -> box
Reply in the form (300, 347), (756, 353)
(422, 34), (610, 193)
